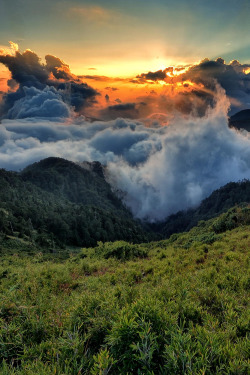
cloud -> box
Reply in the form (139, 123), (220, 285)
(136, 69), (168, 82)
(105, 87), (119, 91)
(107, 90), (250, 220)
(83, 57), (250, 123)
(101, 103), (139, 120)
(0, 43), (99, 119)
(135, 58), (250, 116)
(6, 86), (71, 119)
(1, 88), (250, 221)
(182, 58), (250, 114)
(1, 45), (250, 221)
(45, 54), (75, 81)
(79, 75), (125, 83)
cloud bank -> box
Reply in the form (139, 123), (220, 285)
(1, 88), (250, 221)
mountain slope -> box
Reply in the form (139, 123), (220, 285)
(0, 159), (151, 251)
(21, 157), (124, 211)
(154, 179), (250, 237)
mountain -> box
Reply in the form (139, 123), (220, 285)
(1, 156), (250, 252)
(154, 179), (250, 237)
(229, 109), (250, 131)
(21, 157), (124, 211)
(0, 158), (151, 251)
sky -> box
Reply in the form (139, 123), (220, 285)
(1, 0), (250, 221)
(1, 0), (250, 76)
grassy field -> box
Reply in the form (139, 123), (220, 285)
(0, 210), (249, 374)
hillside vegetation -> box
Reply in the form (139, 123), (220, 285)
(0, 158), (150, 250)
(0, 206), (249, 374)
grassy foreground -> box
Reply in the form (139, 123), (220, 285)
(0, 209), (249, 374)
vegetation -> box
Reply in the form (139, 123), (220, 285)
(0, 158), (151, 251)
(154, 179), (250, 237)
(0, 207), (249, 374)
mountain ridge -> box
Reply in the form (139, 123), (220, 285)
(1, 157), (250, 251)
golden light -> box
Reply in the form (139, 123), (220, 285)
(166, 66), (189, 77)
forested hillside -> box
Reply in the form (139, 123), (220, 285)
(154, 180), (250, 237)
(0, 158), (150, 251)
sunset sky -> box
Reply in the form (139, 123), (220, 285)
(1, 0), (250, 77)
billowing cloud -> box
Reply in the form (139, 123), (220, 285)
(182, 58), (250, 114)
(7, 86), (71, 120)
(0, 43), (98, 119)
(1, 88), (250, 221)
(135, 58), (250, 117)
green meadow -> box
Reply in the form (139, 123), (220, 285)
(0, 207), (249, 374)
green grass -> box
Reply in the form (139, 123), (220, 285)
(0, 210), (249, 374)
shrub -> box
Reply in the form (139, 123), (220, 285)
(94, 241), (148, 261)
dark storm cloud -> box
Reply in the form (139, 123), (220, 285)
(0, 47), (99, 119)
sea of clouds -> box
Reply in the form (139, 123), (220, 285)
(1, 88), (250, 221)
(1, 46), (250, 221)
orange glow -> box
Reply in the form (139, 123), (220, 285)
(81, 70), (205, 106)
(80, 67), (208, 121)
(166, 66), (189, 78)
(244, 67), (250, 74)
(0, 68), (11, 93)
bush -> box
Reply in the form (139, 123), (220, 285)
(94, 241), (148, 261)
